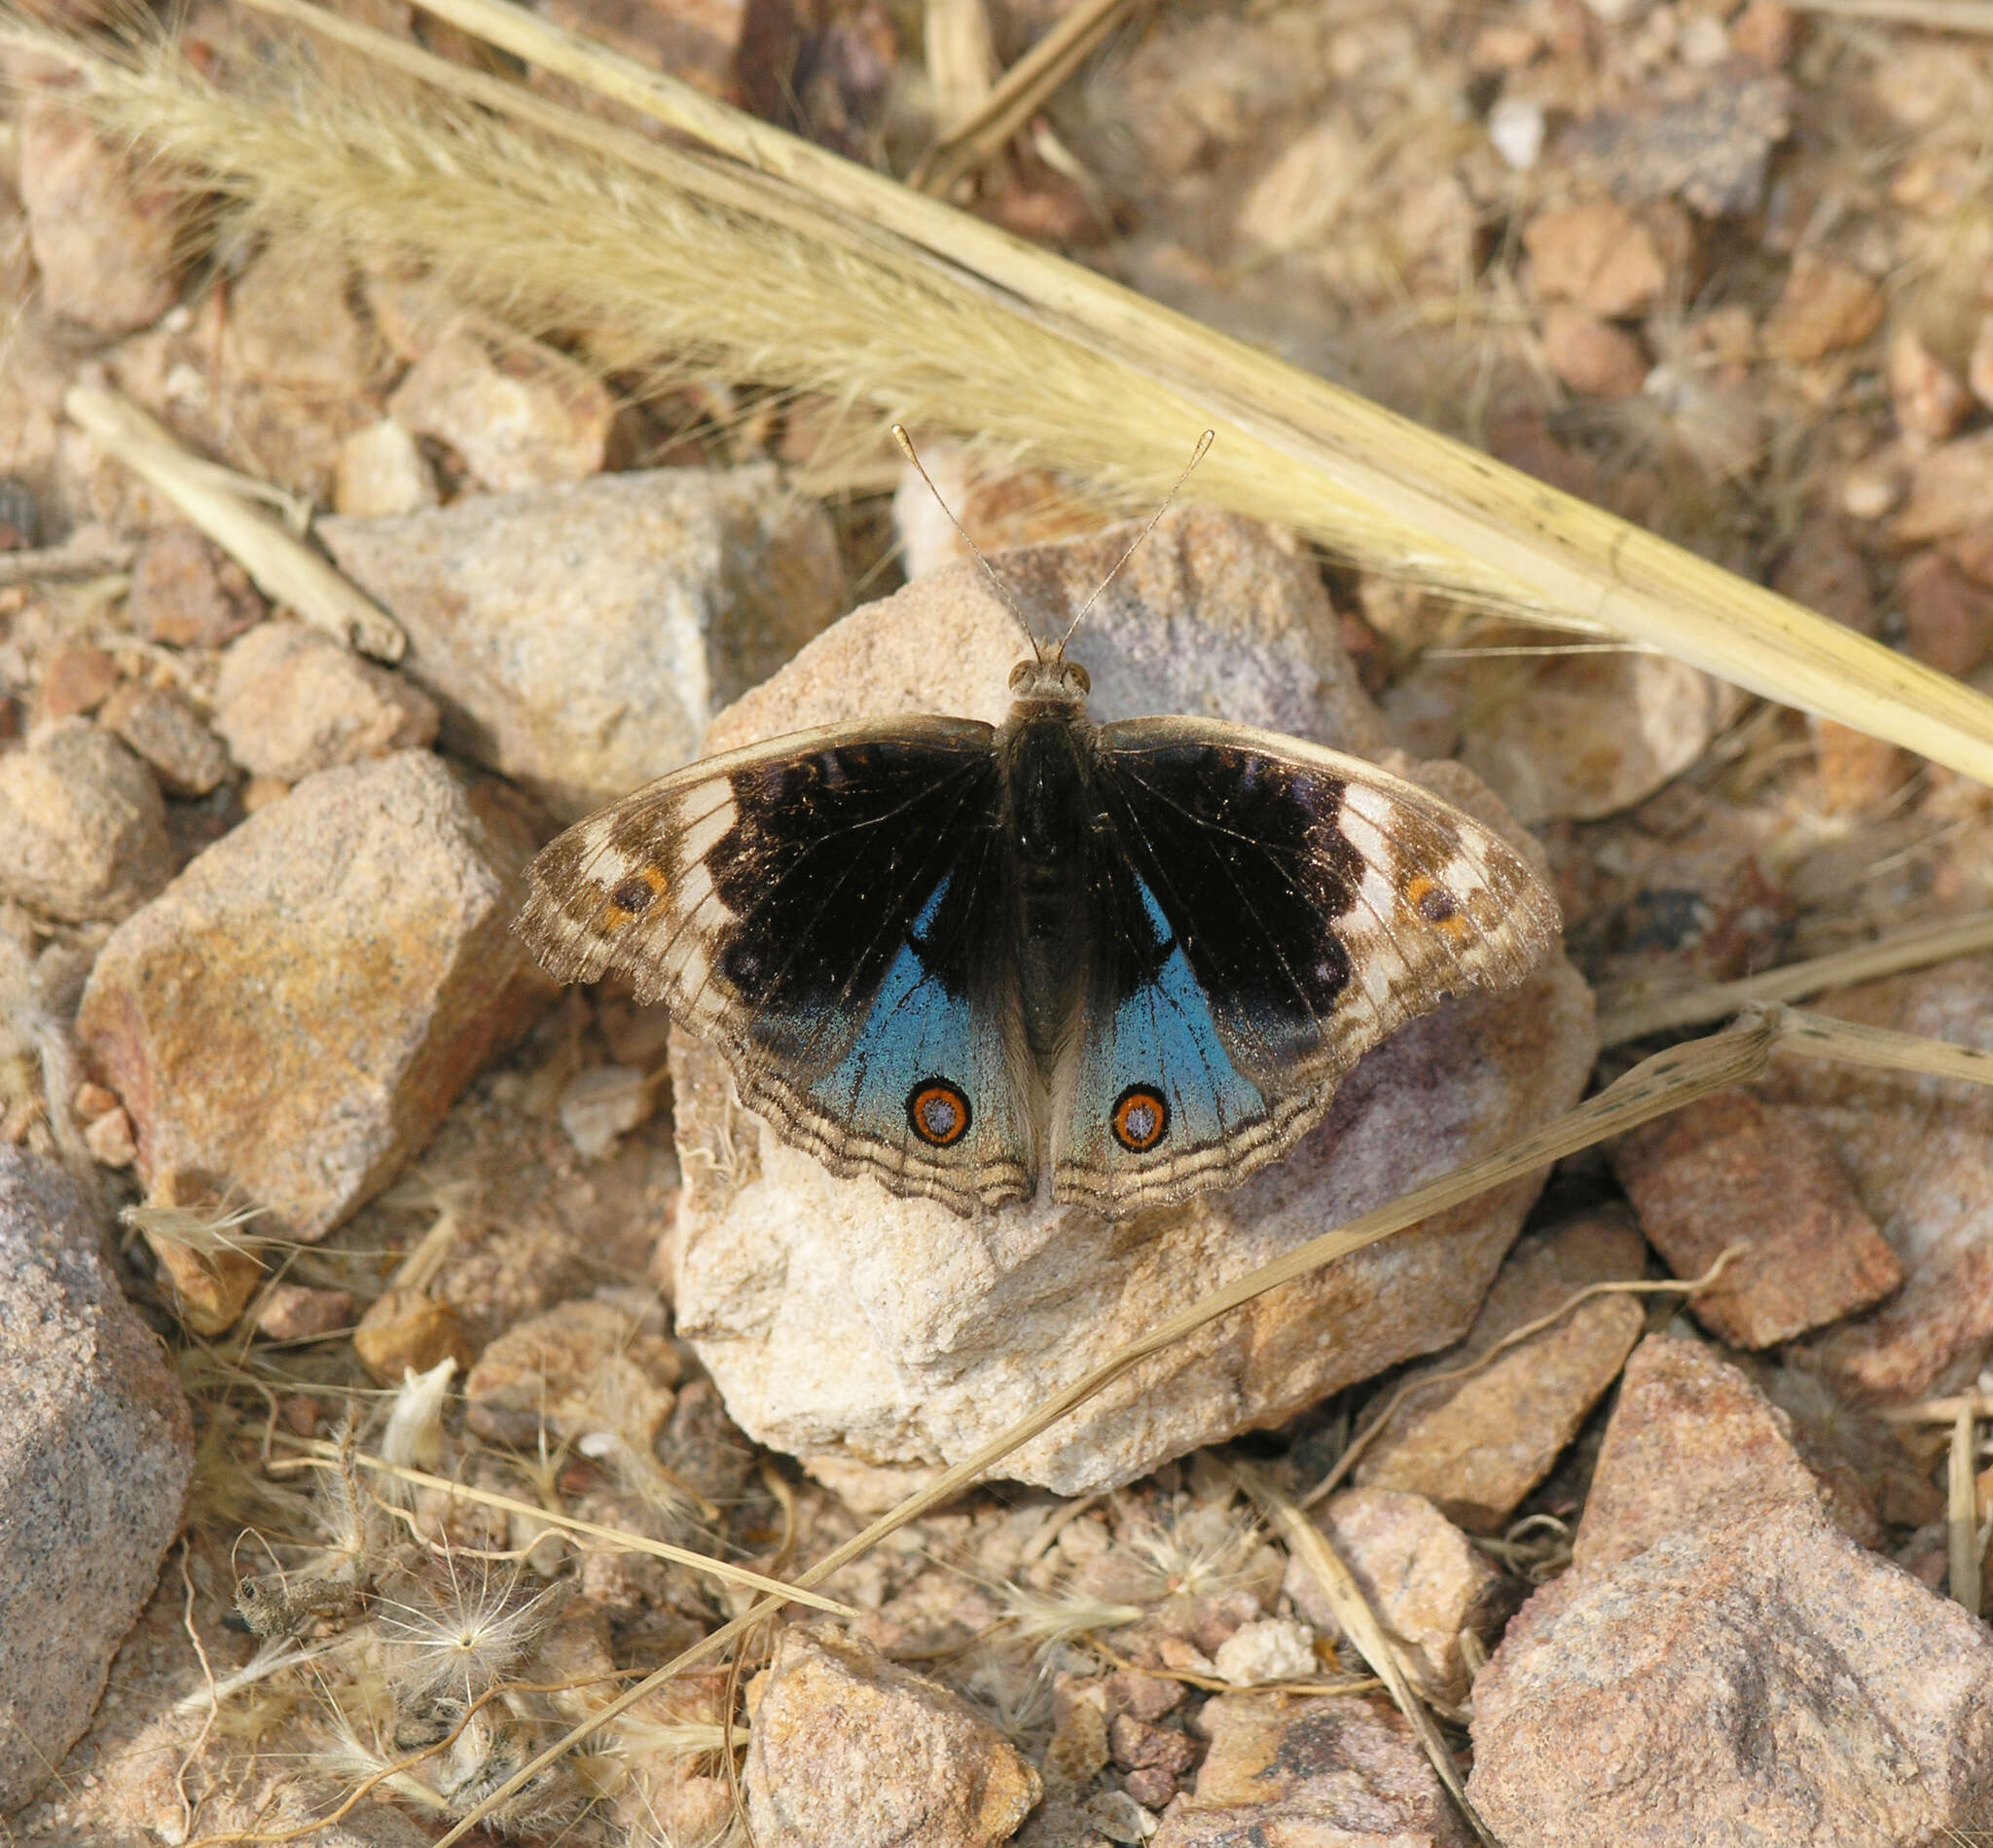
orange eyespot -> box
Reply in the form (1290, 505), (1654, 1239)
(607, 866), (669, 920)
(1112, 1085), (1170, 1152)
(1404, 875), (1464, 931)
(907, 1080), (972, 1147)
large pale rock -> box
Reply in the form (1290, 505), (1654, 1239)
(1468, 1504), (1993, 1848)
(668, 517), (1594, 1504)
(76, 752), (554, 1242)
(0, 717), (171, 922)
(1353, 1207), (1648, 1532)
(1154, 1692), (1471, 1847)
(1576, 1334), (1880, 1570)
(0, 1148), (194, 1809)
(318, 467), (845, 821)
(1759, 955), (1993, 1400)
(744, 1626), (1041, 1848)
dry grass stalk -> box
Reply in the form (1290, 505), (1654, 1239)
(1950, 1404), (1982, 1616)
(40, 0), (1993, 786)
(1238, 1463), (1498, 1847)
(1300, 1246), (1747, 1508)
(1886, 1394), (1993, 1425)
(270, 1447), (858, 1617)
(1790, 0), (1993, 29)
(62, 380), (406, 661)
(909, 0), (1141, 197)
(0, 534), (136, 583)
(1597, 911), (1993, 1044)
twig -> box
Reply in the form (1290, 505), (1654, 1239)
(1789, 0), (1993, 30)
(910, 0), (1142, 197)
(269, 1446), (857, 1617)
(62, 381), (406, 661)
(1597, 911), (1993, 1044)
(0, 535), (136, 584)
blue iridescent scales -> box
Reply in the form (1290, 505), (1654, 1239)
(513, 651), (1560, 1217)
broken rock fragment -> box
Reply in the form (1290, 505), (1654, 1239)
(77, 751), (554, 1242)
(0, 716), (172, 922)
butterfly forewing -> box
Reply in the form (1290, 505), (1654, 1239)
(1050, 718), (1560, 1211)
(516, 718), (1036, 1213)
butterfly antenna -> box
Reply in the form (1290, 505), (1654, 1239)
(891, 424), (1040, 660)
(1055, 429), (1215, 656)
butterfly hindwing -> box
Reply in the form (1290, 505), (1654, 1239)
(516, 719), (1035, 1214)
(1051, 718), (1560, 1212)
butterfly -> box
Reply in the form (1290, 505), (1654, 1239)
(513, 609), (1561, 1220)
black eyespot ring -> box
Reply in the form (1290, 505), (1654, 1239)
(907, 1078), (972, 1148)
(1111, 1084), (1170, 1152)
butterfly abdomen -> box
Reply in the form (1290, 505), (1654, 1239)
(1001, 710), (1098, 1071)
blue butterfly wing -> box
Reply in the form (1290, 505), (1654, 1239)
(517, 719), (1036, 1214)
(1053, 718), (1560, 1213)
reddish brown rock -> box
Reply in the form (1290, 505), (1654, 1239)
(222, 244), (384, 399)
(16, 96), (179, 335)
(744, 1626), (1040, 1848)
(126, 527), (265, 650)
(1763, 251), (1884, 362)
(1810, 716), (1913, 816)
(1760, 956), (1993, 1402)
(0, 718), (171, 923)
(1576, 1335), (1880, 1570)
(385, 324), (616, 493)
(212, 620), (440, 781)
(1611, 1089), (1902, 1349)
(1540, 305), (1649, 398)
(0, 1148), (194, 1809)
(37, 642), (118, 720)
(1900, 550), (1993, 681)
(98, 682), (231, 798)
(1283, 1487), (1509, 1705)
(1154, 1693), (1470, 1848)
(252, 1284), (355, 1341)
(464, 1297), (680, 1449)
(1470, 1504), (1993, 1848)
(1355, 1208), (1648, 1533)
(141, 1226), (262, 1338)
(1522, 199), (1679, 318)
(1888, 329), (1972, 444)
(1895, 433), (1993, 544)
(76, 751), (554, 1243)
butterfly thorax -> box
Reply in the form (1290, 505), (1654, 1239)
(997, 675), (1100, 1070)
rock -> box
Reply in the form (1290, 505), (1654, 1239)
(1354, 1208), (1648, 1532)
(352, 1286), (475, 1383)
(667, 521), (1593, 1504)
(558, 1063), (656, 1159)
(1896, 433), (1993, 544)
(1971, 313), (1993, 412)
(252, 1283), (355, 1341)
(1522, 199), (1682, 318)
(98, 681), (232, 798)
(81, 1105), (135, 1168)
(1900, 550), (1993, 680)
(537, 0), (750, 103)
(37, 640), (118, 720)
(126, 526), (265, 649)
(16, 96), (179, 334)
(212, 619), (441, 781)
(1468, 1503), (1993, 1848)
(1809, 716), (1913, 816)
(744, 1625), (1041, 1848)
(1561, 71), (1792, 216)
(1212, 1615), (1318, 1686)
(1283, 1487), (1509, 1705)
(317, 466), (846, 820)
(334, 418), (440, 519)
(1540, 305), (1649, 398)
(76, 751), (554, 1243)
(892, 442), (1112, 581)
(0, 718), (172, 922)
(0, 1148), (194, 1808)
(1757, 956), (1993, 1401)
(1763, 251), (1885, 362)
(222, 243), (384, 398)
(1576, 1335), (1880, 1571)
(463, 1297), (680, 1448)
(142, 1225), (262, 1337)
(1154, 1692), (1471, 1848)
(385, 322), (617, 492)
(1888, 329), (1972, 445)
(1611, 1090), (1901, 1349)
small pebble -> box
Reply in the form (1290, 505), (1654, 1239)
(99, 681), (232, 798)
(352, 1286), (475, 1384)
(1487, 94), (1545, 171)
(127, 527), (265, 650)
(81, 1105), (135, 1168)
(558, 1063), (654, 1160)
(37, 642), (119, 721)
(1213, 1616), (1318, 1687)
(253, 1284), (356, 1341)
(334, 418), (440, 519)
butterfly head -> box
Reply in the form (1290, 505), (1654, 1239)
(1007, 650), (1091, 714)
